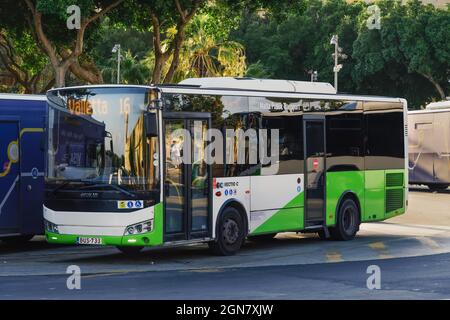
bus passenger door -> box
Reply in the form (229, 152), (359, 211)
(303, 117), (326, 227)
(163, 113), (212, 242)
(0, 121), (20, 234)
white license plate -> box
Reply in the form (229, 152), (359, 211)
(77, 237), (103, 245)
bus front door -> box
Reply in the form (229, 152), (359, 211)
(0, 121), (20, 234)
(163, 113), (211, 242)
(304, 118), (326, 227)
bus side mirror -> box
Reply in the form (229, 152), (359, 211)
(145, 113), (158, 138)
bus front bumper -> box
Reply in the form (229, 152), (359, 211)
(43, 203), (164, 247)
(45, 231), (153, 247)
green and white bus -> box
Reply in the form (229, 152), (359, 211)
(44, 78), (408, 255)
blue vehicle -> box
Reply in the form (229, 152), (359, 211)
(0, 94), (46, 243)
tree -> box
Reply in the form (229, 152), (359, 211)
(0, 28), (54, 93)
(128, 0), (261, 84)
(0, 0), (125, 87)
(233, 0), (449, 108)
(232, 0), (363, 93)
(352, 0), (450, 107)
(179, 14), (246, 79)
(102, 50), (151, 85)
(126, 0), (205, 84)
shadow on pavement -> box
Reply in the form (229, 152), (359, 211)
(53, 231), (404, 265)
(0, 236), (60, 254)
(409, 185), (450, 194)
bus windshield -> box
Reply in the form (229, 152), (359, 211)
(46, 87), (160, 196)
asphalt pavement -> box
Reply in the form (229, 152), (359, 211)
(1, 188), (450, 300)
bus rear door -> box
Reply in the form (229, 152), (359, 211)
(303, 116), (326, 227)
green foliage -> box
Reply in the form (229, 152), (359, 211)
(246, 61), (273, 78)
(0, 28), (52, 93)
(0, 0), (448, 109)
(232, 0), (363, 93)
(352, 0), (450, 107)
(233, 0), (449, 108)
(88, 18), (153, 84)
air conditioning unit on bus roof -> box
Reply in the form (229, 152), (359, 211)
(425, 100), (450, 110)
(179, 77), (337, 95)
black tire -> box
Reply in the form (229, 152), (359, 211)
(329, 198), (360, 241)
(248, 233), (277, 242)
(1, 235), (34, 244)
(116, 246), (144, 255)
(209, 206), (246, 256)
(427, 184), (449, 191)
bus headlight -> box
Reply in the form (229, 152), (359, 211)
(44, 219), (59, 234)
(124, 220), (153, 236)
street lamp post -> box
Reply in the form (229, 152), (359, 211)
(308, 70), (318, 82)
(330, 35), (346, 92)
(112, 44), (121, 84)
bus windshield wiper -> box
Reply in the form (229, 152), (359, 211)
(50, 179), (84, 194)
(79, 183), (137, 198)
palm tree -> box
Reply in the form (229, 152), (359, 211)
(144, 15), (246, 84)
(182, 18), (246, 79)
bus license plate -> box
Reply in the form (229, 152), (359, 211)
(77, 237), (103, 245)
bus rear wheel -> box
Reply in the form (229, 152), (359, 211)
(209, 207), (246, 256)
(116, 246), (144, 255)
(330, 198), (360, 241)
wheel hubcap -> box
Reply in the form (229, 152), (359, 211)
(343, 207), (356, 234)
(223, 219), (239, 245)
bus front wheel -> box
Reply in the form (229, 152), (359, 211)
(209, 206), (246, 256)
(330, 198), (360, 241)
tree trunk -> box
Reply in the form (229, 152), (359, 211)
(68, 60), (103, 84)
(163, 27), (186, 84)
(152, 52), (167, 84)
(54, 65), (67, 88)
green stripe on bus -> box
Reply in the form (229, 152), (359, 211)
(250, 192), (304, 235)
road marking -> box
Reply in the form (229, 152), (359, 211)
(325, 251), (343, 263)
(416, 237), (440, 250)
(368, 242), (386, 250)
(82, 272), (129, 279)
(368, 241), (393, 259)
(183, 268), (224, 273)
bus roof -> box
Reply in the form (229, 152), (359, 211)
(179, 77), (337, 94)
(409, 100), (450, 114)
(47, 78), (404, 103)
(0, 93), (46, 101)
